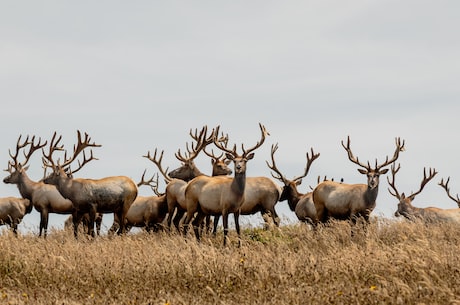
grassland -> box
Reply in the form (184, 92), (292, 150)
(1, 219), (459, 305)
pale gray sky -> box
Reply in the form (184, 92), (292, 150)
(1, 1), (460, 233)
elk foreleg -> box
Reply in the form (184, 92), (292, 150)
(173, 209), (185, 232)
(72, 211), (83, 239)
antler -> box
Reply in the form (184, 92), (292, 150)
(214, 123), (269, 158)
(175, 125), (224, 163)
(292, 147), (320, 182)
(341, 136), (371, 170)
(439, 177), (460, 207)
(375, 137), (405, 170)
(7, 135), (48, 171)
(342, 136), (405, 171)
(143, 148), (171, 183)
(266, 143), (288, 184)
(42, 131), (100, 175)
(266, 143), (320, 185)
(241, 123), (269, 158)
(408, 167), (437, 200)
(387, 163), (402, 199)
(137, 170), (163, 196)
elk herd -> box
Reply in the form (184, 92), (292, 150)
(1, 124), (460, 245)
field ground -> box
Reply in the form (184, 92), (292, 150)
(1, 218), (460, 305)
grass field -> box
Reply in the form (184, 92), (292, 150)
(1, 218), (459, 305)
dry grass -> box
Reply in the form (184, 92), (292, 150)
(1, 219), (460, 305)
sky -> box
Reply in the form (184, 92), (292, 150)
(1, 1), (460, 234)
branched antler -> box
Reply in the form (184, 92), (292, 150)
(143, 148), (171, 183)
(439, 177), (460, 207)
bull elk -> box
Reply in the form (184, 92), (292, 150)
(313, 136), (405, 225)
(267, 143), (320, 225)
(144, 126), (232, 231)
(0, 197), (32, 235)
(42, 131), (138, 237)
(388, 164), (460, 222)
(3, 135), (74, 237)
(183, 123), (269, 245)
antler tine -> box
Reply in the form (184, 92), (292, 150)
(341, 136), (370, 170)
(137, 169), (154, 187)
(376, 137), (406, 170)
(386, 163), (402, 199)
(439, 177), (460, 207)
(143, 148), (171, 182)
(265, 143), (288, 184)
(292, 147), (320, 182)
(409, 167), (437, 200)
(241, 123), (269, 157)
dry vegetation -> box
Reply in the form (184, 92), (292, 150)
(1, 219), (460, 305)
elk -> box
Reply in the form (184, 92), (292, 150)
(313, 136), (405, 225)
(144, 126), (232, 232)
(438, 177), (460, 208)
(110, 171), (168, 233)
(3, 135), (75, 237)
(388, 164), (460, 222)
(266, 143), (320, 225)
(183, 123), (269, 245)
(42, 131), (138, 237)
(0, 197), (32, 235)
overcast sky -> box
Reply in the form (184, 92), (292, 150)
(1, 1), (460, 234)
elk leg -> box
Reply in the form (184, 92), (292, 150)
(233, 212), (241, 247)
(173, 209), (185, 233)
(115, 209), (124, 235)
(192, 212), (206, 242)
(95, 214), (102, 236)
(88, 205), (97, 237)
(72, 211), (83, 239)
(222, 212), (229, 246)
(39, 209), (49, 238)
(212, 215), (220, 236)
(108, 213), (120, 235)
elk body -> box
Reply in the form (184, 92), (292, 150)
(313, 136), (405, 224)
(267, 144), (319, 225)
(42, 131), (138, 237)
(183, 123), (269, 245)
(388, 166), (460, 223)
(3, 135), (74, 237)
(0, 197), (32, 234)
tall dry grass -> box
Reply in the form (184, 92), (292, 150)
(1, 219), (460, 305)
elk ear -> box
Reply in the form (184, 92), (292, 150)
(380, 168), (389, 174)
(23, 165), (30, 172)
(224, 159), (232, 165)
(246, 152), (255, 160)
(401, 193), (406, 199)
(225, 153), (235, 161)
(296, 179), (302, 186)
(357, 168), (368, 175)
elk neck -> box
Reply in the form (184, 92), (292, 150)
(363, 184), (379, 207)
(283, 185), (301, 212)
(14, 171), (37, 201)
(231, 172), (246, 197)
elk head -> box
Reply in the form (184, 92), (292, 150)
(203, 146), (232, 176)
(4, 135), (47, 184)
(266, 143), (319, 205)
(213, 123), (269, 176)
(439, 177), (460, 208)
(387, 163), (437, 219)
(42, 131), (101, 185)
(342, 136), (405, 190)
